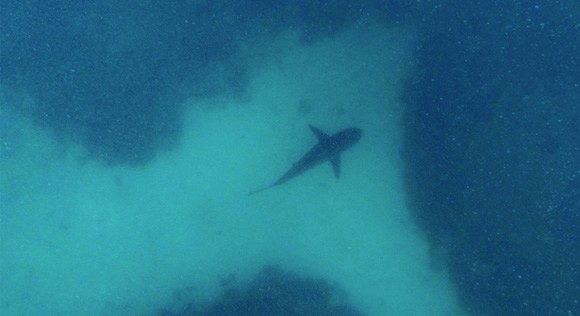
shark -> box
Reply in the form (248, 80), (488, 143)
(249, 125), (363, 195)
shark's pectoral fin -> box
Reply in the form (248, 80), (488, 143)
(309, 125), (330, 141)
(330, 155), (341, 178)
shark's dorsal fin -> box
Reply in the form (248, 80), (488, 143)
(309, 125), (329, 142)
(330, 155), (341, 178)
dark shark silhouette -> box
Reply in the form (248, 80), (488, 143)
(249, 125), (362, 195)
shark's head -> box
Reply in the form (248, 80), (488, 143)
(336, 127), (362, 148)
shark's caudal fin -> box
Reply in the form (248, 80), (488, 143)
(248, 184), (275, 196)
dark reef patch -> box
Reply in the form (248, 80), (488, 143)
(159, 265), (361, 316)
(402, 1), (579, 315)
(0, 0), (410, 166)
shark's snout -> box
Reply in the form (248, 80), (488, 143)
(351, 128), (363, 141)
(341, 128), (363, 146)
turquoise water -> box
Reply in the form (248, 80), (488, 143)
(1, 1), (578, 315)
(0, 23), (459, 315)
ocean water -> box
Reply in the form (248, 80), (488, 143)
(1, 1), (578, 316)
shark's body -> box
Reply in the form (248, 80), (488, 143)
(249, 125), (362, 195)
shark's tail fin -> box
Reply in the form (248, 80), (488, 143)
(248, 184), (275, 196)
